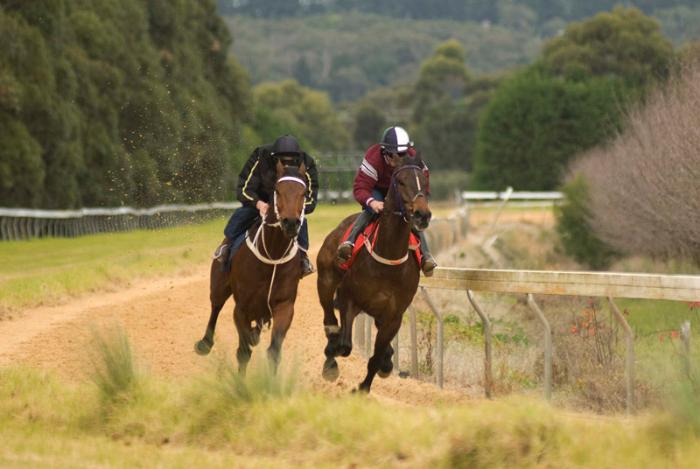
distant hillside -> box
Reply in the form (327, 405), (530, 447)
(224, 2), (699, 102)
(226, 13), (541, 102)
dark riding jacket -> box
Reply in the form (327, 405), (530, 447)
(236, 143), (319, 214)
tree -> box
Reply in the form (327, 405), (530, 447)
(541, 7), (674, 88)
(353, 102), (387, 151)
(410, 40), (497, 171)
(253, 79), (350, 152)
(472, 70), (626, 190)
(0, 0), (250, 207)
(472, 7), (675, 190)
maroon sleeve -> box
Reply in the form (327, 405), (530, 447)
(353, 169), (376, 206)
(353, 145), (382, 207)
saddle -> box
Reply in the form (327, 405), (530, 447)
(338, 220), (422, 271)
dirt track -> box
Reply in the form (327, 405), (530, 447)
(0, 251), (469, 406)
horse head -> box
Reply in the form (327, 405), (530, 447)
(273, 159), (308, 239)
(388, 154), (432, 232)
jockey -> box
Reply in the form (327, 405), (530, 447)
(336, 126), (437, 276)
(214, 135), (319, 277)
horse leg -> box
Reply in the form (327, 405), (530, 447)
(233, 306), (253, 376)
(357, 316), (402, 393)
(319, 270), (343, 381)
(195, 260), (231, 355)
(195, 303), (225, 355)
(338, 299), (360, 358)
(267, 301), (294, 374)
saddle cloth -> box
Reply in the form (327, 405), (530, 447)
(338, 220), (422, 271)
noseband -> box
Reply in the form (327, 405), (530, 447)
(246, 174), (307, 266)
(269, 175), (307, 233)
(390, 165), (425, 222)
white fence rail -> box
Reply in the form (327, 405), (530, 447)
(409, 267), (700, 412)
(0, 202), (240, 241)
(462, 190), (563, 201)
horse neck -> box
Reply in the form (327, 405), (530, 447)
(373, 197), (411, 260)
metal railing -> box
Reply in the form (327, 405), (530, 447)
(0, 202), (239, 241)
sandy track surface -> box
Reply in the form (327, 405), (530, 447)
(0, 253), (468, 406)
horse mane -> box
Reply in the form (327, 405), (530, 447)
(402, 152), (423, 168)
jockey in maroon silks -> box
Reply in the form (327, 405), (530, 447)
(336, 126), (437, 276)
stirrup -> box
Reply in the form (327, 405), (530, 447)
(337, 241), (354, 262)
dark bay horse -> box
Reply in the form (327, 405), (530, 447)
(195, 161), (308, 373)
(316, 155), (431, 392)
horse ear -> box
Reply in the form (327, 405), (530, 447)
(275, 158), (285, 179)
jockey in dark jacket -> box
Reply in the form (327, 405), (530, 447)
(336, 126), (437, 276)
(214, 135), (319, 277)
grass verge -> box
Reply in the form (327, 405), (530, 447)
(0, 204), (357, 315)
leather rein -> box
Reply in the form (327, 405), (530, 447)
(363, 165), (425, 266)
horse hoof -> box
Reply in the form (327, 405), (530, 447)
(338, 343), (352, 358)
(378, 369), (392, 378)
(194, 339), (212, 356)
(322, 360), (339, 382)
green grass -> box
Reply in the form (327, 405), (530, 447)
(0, 204), (357, 314)
(2, 361), (700, 468)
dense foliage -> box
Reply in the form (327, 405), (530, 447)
(226, 13), (541, 102)
(0, 0), (249, 208)
(554, 176), (617, 269)
(410, 40), (499, 171)
(219, 0), (700, 35)
(472, 7), (674, 190)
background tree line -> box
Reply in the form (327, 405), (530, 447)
(1, 0), (249, 208)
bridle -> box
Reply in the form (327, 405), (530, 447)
(390, 165), (426, 223)
(244, 173), (307, 317)
(245, 175), (307, 266)
(361, 164), (425, 266)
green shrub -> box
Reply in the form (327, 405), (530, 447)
(555, 176), (617, 269)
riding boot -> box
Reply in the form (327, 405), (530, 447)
(213, 237), (231, 264)
(337, 210), (375, 262)
(300, 249), (315, 278)
(416, 231), (437, 277)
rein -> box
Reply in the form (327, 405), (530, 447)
(364, 165), (425, 266)
(245, 175), (306, 265)
(390, 165), (425, 222)
(244, 174), (307, 315)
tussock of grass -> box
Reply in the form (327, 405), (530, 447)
(3, 358), (700, 467)
(90, 326), (140, 406)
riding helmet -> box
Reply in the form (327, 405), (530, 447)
(380, 126), (413, 154)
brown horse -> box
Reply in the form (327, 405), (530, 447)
(316, 155), (431, 392)
(195, 161), (308, 373)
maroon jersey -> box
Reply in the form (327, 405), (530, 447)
(352, 144), (430, 207)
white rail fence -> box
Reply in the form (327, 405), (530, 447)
(0, 203), (240, 241)
(359, 267), (700, 414)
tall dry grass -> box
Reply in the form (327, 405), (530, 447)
(569, 62), (700, 264)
